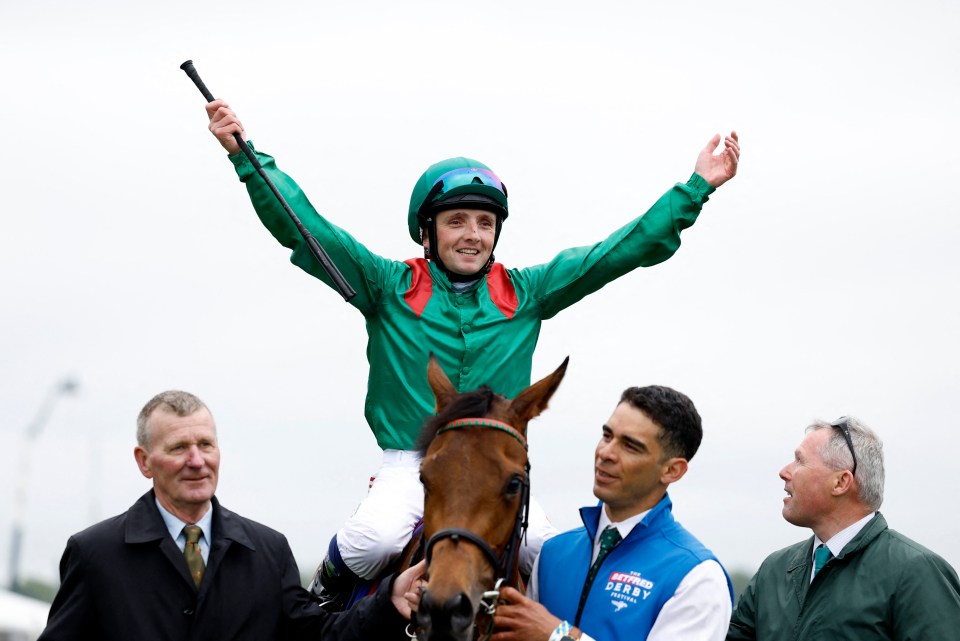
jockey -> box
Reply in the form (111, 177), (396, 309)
(205, 99), (740, 609)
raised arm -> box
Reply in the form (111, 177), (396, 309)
(516, 132), (741, 319)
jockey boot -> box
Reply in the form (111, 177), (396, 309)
(308, 542), (360, 612)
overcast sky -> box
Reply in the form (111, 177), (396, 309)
(2, 0), (958, 591)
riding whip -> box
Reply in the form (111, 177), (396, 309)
(180, 60), (356, 302)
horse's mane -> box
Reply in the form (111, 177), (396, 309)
(415, 385), (496, 454)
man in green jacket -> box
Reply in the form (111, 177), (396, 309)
(205, 99), (740, 608)
(727, 417), (960, 640)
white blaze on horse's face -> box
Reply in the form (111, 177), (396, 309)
(414, 355), (568, 641)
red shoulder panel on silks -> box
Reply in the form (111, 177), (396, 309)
(486, 263), (518, 319)
(403, 258), (433, 318)
(402, 259), (518, 320)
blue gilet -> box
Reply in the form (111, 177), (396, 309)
(536, 494), (732, 641)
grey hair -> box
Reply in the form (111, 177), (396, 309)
(807, 416), (884, 510)
(137, 390), (209, 449)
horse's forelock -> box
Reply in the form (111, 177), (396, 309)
(415, 386), (496, 454)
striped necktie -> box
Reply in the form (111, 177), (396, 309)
(575, 526), (622, 625)
(183, 525), (205, 588)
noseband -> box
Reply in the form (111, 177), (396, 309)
(423, 418), (531, 601)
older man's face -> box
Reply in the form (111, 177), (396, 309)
(779, 429), (838, 529)
(135, 407), (220, 520)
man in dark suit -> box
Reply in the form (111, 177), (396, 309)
(38, 390), (422, 641)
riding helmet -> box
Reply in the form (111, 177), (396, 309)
(407, 157), (509, 245)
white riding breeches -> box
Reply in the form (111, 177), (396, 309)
(336, 449), (558, 579)
(336, 449), (425, 579)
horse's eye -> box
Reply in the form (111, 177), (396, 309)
(420, 474), (430, 495)
(505, 476), (523, 496)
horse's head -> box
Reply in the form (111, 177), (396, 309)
(413, 355), (568, 641)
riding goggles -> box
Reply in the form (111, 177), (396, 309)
(430, 167), (508, 199)
(418, 167), (510, 220)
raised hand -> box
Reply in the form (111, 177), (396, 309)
(694, 131), (740, 188)
(205, 99), (245, 155)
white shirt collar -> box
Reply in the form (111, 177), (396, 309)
(814, 511), (877, 558)
(592, 504), (650, 563)
(598, 504), (649, 539)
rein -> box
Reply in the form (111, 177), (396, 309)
(421, 417), (532, 639)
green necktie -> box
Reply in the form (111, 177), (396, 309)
(813, 544), (832, 578)
(183, 525), (205, 588)
(575, 526), (622, 625)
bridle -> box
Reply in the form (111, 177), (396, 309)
(419, 417), (531, 637)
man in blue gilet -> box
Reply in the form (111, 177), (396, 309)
(493, 385), (733, 641)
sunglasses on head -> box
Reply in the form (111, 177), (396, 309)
(829, 416), (857, 477)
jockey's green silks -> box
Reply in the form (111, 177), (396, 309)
(231, 145), (714, 451)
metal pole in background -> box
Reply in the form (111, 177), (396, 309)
(8, 378), (79, 592)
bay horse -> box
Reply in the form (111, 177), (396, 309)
(407, 354), (568, 641)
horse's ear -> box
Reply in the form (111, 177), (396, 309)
(509, 357), (569, 428)
(427, 352), (458, 412)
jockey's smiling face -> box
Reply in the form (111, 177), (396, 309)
(427, 208), (496, 275)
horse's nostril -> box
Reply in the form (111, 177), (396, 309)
(449, 593), (474, 631)
(417, 591), (436, 619)
(418, 589), (476, 638)
(412, 607), (428, 636)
